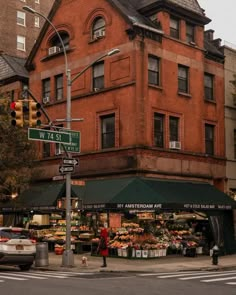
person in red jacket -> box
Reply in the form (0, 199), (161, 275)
(98, 227), (109, 267)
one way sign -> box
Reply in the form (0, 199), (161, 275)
(59, 165), (74, 174)
(62, 158), (79, 166)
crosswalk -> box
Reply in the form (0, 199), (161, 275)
(0, 270), (95, 284)
(138, 270), (236, 286)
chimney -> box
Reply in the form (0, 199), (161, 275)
(204, 29), (214, 41)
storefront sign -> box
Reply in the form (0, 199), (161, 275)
(183, 204), (232, 210)
(82, 202), (233, 210)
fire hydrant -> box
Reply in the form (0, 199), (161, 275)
(212, 245), (219, 265)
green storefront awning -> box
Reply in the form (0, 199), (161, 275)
(79, 177), (236, 210)
(0, 181), (80, 212)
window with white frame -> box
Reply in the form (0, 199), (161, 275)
(204, 73), (214, 101)
(17, 35), (26, 51)
(170, 17), (179, 39)
(55, 74), (63, 100)
(148, 55), (160, 86)
(101, 114), (115, 149)
(178, 65), (189, 93)
(92, 17), (105, 40)
(34, 16), (40, 28)
(17, 11), (25, 26)
(93, 61), (104, 90)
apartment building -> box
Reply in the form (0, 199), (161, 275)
(0, 0), (54, 58)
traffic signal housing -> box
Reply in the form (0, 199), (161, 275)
(29, 101), (42, 127)
(10, 101), (23, 127)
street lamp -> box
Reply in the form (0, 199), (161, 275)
(23, 6), (120, 267)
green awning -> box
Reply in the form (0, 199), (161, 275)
(80, 177), (236, 210)
(0, 181), (80, 212)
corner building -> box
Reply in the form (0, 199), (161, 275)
(24, 0), (236, 255)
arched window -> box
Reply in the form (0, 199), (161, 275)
(50, 31), (70, 50)
(92, 17), (105, 39)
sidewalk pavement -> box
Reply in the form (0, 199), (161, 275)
(33, 252), (236, 273)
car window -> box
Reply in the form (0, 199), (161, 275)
(0, 229), (30, 239)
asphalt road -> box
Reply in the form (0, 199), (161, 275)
(0, 269), (235, 295)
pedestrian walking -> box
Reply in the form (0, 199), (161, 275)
(98, 227), (108, 267)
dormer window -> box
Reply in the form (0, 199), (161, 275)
(170, 17), (179, 39)
(186, 23), (195, 43)
(92, 17), (105, 40)
(48, 31), (70, 55)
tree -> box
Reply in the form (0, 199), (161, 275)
(0, 94), (40, 200)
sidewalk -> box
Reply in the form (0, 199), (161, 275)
(33, 252), (236, 273)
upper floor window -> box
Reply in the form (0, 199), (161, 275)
(101, 114), (115, 149)
(42, 78), (51, 100)
(93, 61), (104, 91)
(186, 23), (195, 43)
(170, 17), (179, 39)
(17, 35), (25, 51)
(49, 31), (70, 54)
(178, 65), (189, 93)
(169, 116), (179, 142)
(34, 16), (40, 28)
(154, 113), (165, 148)
(204, 73), (214, 101)
(55, 74), (63, 100)
(92, 17), (105, 39)
(17, 11), (25, 26)
(148, 55), (160, 86)
(205, 124), (214, 155)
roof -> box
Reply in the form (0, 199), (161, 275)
(130, 0), (205, 16)
(0, 54), (28, 82)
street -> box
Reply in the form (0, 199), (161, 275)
(0, 269), (235, 295)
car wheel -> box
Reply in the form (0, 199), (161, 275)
(19, 264), (32, 271)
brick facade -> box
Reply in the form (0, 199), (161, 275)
(27, 0), (226, 191)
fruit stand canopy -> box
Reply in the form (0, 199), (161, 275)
(76, 177), (236, 210)
(1, 177), (235, 213)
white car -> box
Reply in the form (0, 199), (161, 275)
(0, 227), (36, 271)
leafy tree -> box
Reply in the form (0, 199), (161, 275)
(0, 95), (40, 200)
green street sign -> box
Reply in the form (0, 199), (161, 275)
(28, 128), (71, 144)
(61, 130), (80, 153)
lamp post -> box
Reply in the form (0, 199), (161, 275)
(23, 6), (120, 267)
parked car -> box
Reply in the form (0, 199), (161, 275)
(0, 227), (36, 270)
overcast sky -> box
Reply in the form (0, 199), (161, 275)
(198, 0), (236, 46)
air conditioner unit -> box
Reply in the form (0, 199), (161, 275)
(43, 96), (50, 104)
(94, 87), (100, 92)
(48, 46), (60, 55)
(94, 30), (105, 39)
(169, 141), (181, 150)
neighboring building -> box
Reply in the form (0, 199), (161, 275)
(0, 53), (28, 101)
(221, 42), (236, 199)
(0, 0), (54, 58)
(21, 0), (236, 253)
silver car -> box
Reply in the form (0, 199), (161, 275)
(0, 227), (36, 270)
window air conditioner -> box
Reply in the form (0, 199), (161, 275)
(94, 88), (100, 92)
(169, 141), (181, 149)
(94, 30), (105, 39)
(48, 46), (60, 55)
(43, 96), (50, 104)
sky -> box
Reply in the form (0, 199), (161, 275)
(198, 0), (236, 46)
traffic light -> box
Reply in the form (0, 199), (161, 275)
(10, 101), (23, 127)
(29, 101), (42, 127)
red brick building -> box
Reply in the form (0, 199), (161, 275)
(24, 0), (236, 252)
(26, 0), (226, 187)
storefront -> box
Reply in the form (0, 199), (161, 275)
(1, 177), (235, 257)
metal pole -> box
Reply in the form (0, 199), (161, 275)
(62, 68), (74, 267)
